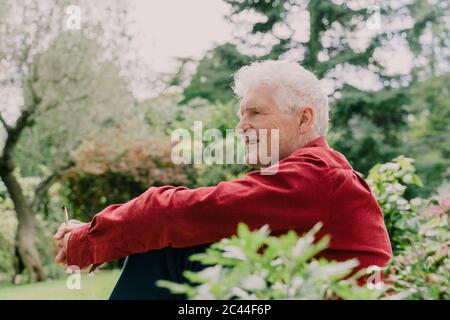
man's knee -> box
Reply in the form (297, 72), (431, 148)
(109, 243), (212, 300)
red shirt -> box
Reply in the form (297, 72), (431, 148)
(67, 136), (392, 271)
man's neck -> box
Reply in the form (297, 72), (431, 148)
(298, 132), (322, 149)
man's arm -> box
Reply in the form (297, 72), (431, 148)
(66, 154), (332, 269)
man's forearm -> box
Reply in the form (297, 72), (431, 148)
(66, 157), (330, 269)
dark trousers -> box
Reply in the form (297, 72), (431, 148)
(109, 243), (212, 300)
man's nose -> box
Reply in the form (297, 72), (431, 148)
(236, 116), (251, 133)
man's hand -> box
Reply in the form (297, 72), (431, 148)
(53, 219), (86, 266)
(54, 232), (70, 265)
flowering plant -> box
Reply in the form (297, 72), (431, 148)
(367, 156), (425, 252)
(385, 194), (449, 299)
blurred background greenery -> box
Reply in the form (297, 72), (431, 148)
(0, 0), (448, 299)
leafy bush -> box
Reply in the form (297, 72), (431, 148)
(0, 186), (16, 282)
(157, 223), (384, 300)
(367, 156), (425, 253)
(62, 127), (193, 221)
(385, 195), (449, 299)
(365, 156), (450, 299)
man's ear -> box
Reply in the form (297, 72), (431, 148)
(298, 106), (314, 133)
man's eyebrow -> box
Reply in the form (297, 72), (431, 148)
(238, 102), (263, 115)
(237, 102), (251, 117)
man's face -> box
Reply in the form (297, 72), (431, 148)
(236, 85), (303, 167)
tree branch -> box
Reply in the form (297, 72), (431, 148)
(31, 160), (75, 211)
(0, 112), (11, 132)
(0, 76), (41, 168)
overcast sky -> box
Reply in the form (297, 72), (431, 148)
(129, 0), (234, 73)
(0, 0), (419, 121)
(127, 0), (415, 93)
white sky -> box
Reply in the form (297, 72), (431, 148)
(127, 0), (415, 93)
(0, 0), (420, 119)
(129, 0), (234, 73)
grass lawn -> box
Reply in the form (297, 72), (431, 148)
(0, 269), (121, 300)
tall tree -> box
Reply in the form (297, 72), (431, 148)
(405, 72), (450, 195)
(181, 43), (254, 104)
(0, 0), (135, 281)
(219, 0), (448, 173)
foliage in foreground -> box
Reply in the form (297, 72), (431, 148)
(367, 156), (425, 253)
(367, 156), (449, 299)
(157, 223), (385, 300)
(385, 196), (449, 300)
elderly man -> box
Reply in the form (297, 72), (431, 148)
(54, 60), (392, 299)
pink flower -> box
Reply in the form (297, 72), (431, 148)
(439, 197), (450, 209)
(429, 205), (444, 216)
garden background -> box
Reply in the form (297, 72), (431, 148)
(0, 0), (448, 299)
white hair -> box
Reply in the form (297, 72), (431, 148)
(232, 60), (329, 136)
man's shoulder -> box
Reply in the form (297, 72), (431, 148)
(290, 146), (353, 171)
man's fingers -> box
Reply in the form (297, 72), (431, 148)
(53, 222), (70, 240)
(53, 226), (65, 240)
(64, 226), (77, 233)
(53, 220), (83, 265)
(53, 227), (68, 240)
(54, 249), (66, 264)
(57, 236), (68, 249)
(53, 225), (78, 240)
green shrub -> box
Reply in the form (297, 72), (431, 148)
(157, 223), (385, 300)
(385, 196), (449, 299)
(367, 156), (425, 253)
(0, 204), (16, 282)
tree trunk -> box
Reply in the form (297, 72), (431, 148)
(0, 169), (46, 282)
(13, 246), (25, 284)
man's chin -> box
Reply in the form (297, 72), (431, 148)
(244, 152), (259, 168)
(244, 151), (281, 170)
(244, 151), (265, 169)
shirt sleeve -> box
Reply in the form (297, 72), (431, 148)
(66, 153), (332, 269)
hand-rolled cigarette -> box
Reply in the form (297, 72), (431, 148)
(61, 204), (69, 226)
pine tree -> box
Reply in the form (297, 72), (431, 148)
(217, 0), (448, 173)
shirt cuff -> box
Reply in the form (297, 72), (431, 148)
(66, 223), (93, 270)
